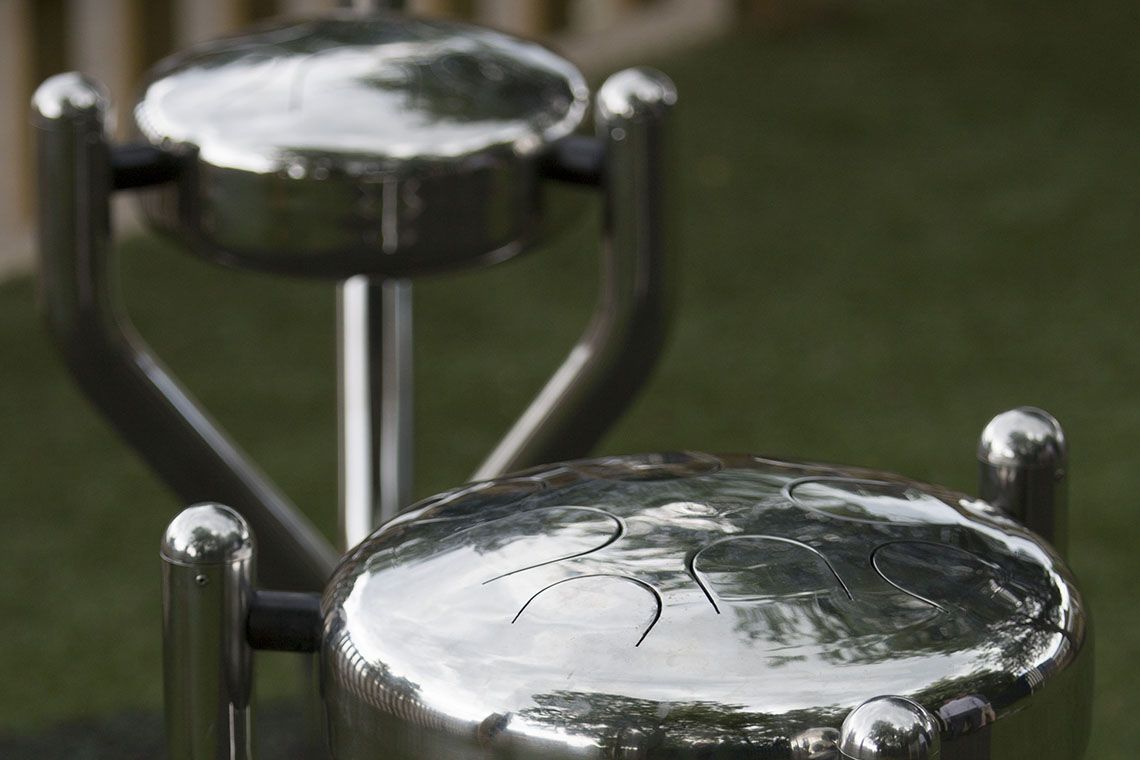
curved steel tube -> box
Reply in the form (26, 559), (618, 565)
(473, 68), (677, 481)
(33, 73), (336, 591)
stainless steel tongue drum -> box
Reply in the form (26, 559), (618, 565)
(31, 6), (1090, 760)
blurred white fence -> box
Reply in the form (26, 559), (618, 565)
(0, 0), (734, 279)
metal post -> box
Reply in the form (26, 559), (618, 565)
(31, 73), (337, 592)
(338, 276), (413, 548)
(161, 503), (255, 760)
(334, 0), (414, 555)
(978, 406), (1068, 555)
(473, 67), (676, 480)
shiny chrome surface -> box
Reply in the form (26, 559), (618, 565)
(338, 276), (414, 548)
(33, 73), (336, 591)
(474, 68), (675, 480)
(978, 407), (1068, 555)
(161, 504), (255, 760)
(792, 726), (841, 759)
(839, 696), (940, 759)
(322, 453), (1091, 759)
(134, 13), (588, 277)
(335, 0), (414, 552)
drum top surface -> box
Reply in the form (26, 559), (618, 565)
(135, 12), (588, 174)
(322, 452), (1088, 755)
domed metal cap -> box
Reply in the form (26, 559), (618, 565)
(596, 67), (677, 123)
(977, 407), (1066, 468)
(31, 72), (111, 128)
(134, 12), (588, 277)
(320, 453), (1091, 759)
(161, 503), (252, 565)
(839, 696), (940, 759)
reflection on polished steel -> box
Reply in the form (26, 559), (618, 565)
(792, 726), (841, 759)
(134, 13), (589, 277)
(474, 68), (676, 479)
(32, 73), (336, 591)
(161, 504), (255, 760)
(839, 696), (940, 759)
(322, 453), (1092, 758)
(978, 407), (1068, 555)
(337, 0), (419, 553)
(336, 0), (415, 545)
(338, 276), (413, 547)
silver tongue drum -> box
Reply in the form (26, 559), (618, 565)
(322, 453), (1091, 759)
(134, 13), (589, 277)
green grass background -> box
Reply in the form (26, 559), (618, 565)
(2, 0), (1137, 755)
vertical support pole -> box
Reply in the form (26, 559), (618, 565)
(978, 406), (1068, 555)
(338, 276), (414, 548)
(377, 278), (414, 519)
(161, 503), (255, 760)
(335, 0), (414, 554)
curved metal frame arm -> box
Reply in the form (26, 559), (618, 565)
(33, 74), (336, 591)
(474, 68), (677, 481)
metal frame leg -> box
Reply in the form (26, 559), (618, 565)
(161, 504), (255, 760)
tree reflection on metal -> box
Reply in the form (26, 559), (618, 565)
(322, 452), (1090, 756)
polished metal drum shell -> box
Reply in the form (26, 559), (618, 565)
(134, 13), (588, 277)
(321, 453), (1091, 759)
